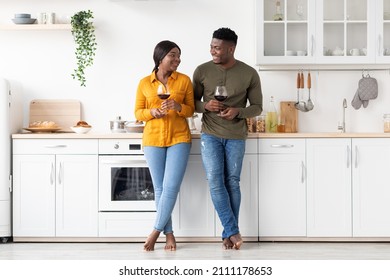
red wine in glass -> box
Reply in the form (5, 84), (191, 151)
(214, 95), (227, 102)
(157, 84), (170, 113)
(214, 86), (228, 115)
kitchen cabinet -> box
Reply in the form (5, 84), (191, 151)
(352, 138), (390, 236)
(173, 153), (215, 237)
(256, 0), (390, 65)
(256, 0), (316, 65)
(376, 0), (390, 63)
(307, 138), (390, 238)
(12, 139), (98, 238)
(258, 139), (306, 237)
(306, 138), (352, 237)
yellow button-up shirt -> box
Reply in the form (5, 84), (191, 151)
(135, 71), (195, 147)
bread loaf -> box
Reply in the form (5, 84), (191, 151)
(75, 120), (91, 128)
(29, 121), (58, 128)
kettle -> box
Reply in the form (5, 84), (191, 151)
(187, 113), (198, 131)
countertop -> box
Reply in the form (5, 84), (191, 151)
(12, 132), (390, 139)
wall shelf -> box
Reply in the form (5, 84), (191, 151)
(0, 24), (71, 31)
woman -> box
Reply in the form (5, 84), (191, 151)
(135, 40), (195, 251)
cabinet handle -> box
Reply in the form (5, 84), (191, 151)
(346, 145), (350, 168)
(270, 144), (294, 148)
(301, 161), (305, 184)
(355, 146), (358, 168)
(58, 162), (62, 185)
(50, 163), (54, 185)
(378, 35), (382, 56)
(45, 145), (67, 148)
(310, 35), (315, 57)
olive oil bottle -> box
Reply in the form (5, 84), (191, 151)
(266, 96), (278, 133)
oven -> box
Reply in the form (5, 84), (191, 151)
(98, 139), (155, 212)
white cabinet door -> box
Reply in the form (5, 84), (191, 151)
(259, 139), (306, 237)
(13, 155), (56, 237)
(316, 0), (375, 64)
(256, 0), (316, 65)
(352, 138), (390, 236)
(306, 139), (352, 237)
(56, 155), (98, 237)
(172, 155), (215, 237)
(376, 0), (390, 63)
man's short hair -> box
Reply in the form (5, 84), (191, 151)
(212, 27), (238, 45)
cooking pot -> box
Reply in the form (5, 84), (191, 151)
(110, 116), (128, 133)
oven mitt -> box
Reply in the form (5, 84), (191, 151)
(351, 89), (363, 109)
(352, 76), (378, 110)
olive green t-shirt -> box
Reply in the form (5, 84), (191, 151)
(193, 60), (263, 140)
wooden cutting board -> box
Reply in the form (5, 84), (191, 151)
(29, 99), (81, 132)
(280, 101), (298, 133)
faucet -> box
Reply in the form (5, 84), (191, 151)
(338, 98), (347, 132)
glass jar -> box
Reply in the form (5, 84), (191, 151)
(255, 114), (266, 133)
(384, 114), (390, 133)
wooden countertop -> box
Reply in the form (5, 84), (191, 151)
(12, 132), (390, 139)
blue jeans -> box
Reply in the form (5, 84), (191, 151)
(144, 143), (191, 234)
(200, 133), (245, 239)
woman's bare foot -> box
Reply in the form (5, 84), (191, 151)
(144, 230), (160, 251)
(229, 233), (243, 250)
(165, 233), (176, 251)
(223, 238), (234, 250)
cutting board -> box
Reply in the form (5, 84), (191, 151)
(29, 99), (81, 132)
(280, 101), (298, 133)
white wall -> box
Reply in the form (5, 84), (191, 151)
(0, 0), (389, 133)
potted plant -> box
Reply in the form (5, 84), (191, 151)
(71, 10), (97, 87)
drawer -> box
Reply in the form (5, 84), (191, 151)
(13, 139), (98, 154)
(259, 139), (305, 154)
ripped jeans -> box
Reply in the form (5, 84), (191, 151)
(200, 133), (245, 239)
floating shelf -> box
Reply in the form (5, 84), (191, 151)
(0, 24), (71, 31)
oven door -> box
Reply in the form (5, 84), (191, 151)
(99, 155), (155, 211)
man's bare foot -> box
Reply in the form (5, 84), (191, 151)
(144, 230), (160, 251)
(165, 233), (176, 251)
(223, 238), (234, 250)
(229, 233), (243, 250)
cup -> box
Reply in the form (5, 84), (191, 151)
(297, 50), (306, 56)
(349, 48), (360, 56)
(384, 49), (389, 56)
(361, 48), (367, 56)
(46, 12), (55, 24)
(37, 12), (47, 24)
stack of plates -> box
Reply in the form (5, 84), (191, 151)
(12, 13), (36, 24)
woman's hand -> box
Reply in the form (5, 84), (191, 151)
(161, 99), (182, 112)
(151, 108), (167, 118)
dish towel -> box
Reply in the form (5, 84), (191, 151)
(351, 76), (378, 110)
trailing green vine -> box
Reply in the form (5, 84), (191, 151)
(71, 10), (97, 87)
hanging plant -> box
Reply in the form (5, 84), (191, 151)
(71, 10), (97, 87)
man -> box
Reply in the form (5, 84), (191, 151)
(193, 27), (263, 250)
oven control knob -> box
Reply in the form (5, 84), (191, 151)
(114, 143), (119, 149)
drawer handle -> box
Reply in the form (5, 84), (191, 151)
(270, 144), (294, 148)
(45, 145), (67, 148)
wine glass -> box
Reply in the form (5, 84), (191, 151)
(214, 85), (228, 115)
(157, 84), (170, 113)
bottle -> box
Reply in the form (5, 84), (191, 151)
(265, 96), (278, 133)
(384, 114), (390, 133)
(273, 1), (283, 21)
